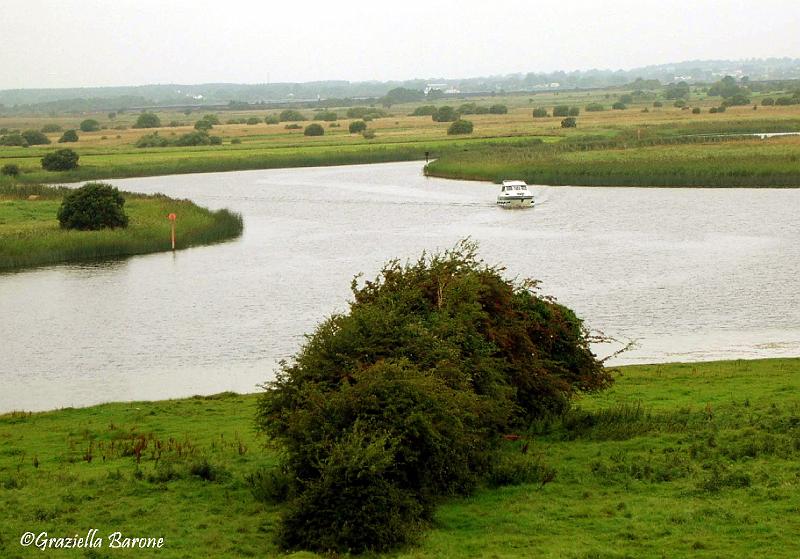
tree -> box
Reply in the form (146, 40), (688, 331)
(313, 111), (337, 121)
(552, 105), (570, 117)
(612, 101), (627, 110)
(21, 130), (51, 145)
(57, 182), (128, 230)
(447, 119), (474, 134)
(348, 120), (367, 133)
(532, 108), (548, 117)
(488, 104), (508, 114)
(279, 109), (306, 122)
(381, 87), (424, 107)
(410, 105), (437, 116)
(194, 119), (213, 132)
(201, 114), (220, 125)
(58, 129), (79, 143)
(132, 112), (161, 128)
(41, 148), (79, 171)
(761, 97), (775, 106)
(256, 242), (609, 553)
(432, 106), (458, 122)
(303, 123), (324, 136)
(561, 117), (577, 128)
(1, 163), (20, 176)
(79, 119), (101, 132)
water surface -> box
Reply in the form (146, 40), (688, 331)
(1, 161), (798, 411)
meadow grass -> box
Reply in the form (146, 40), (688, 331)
(0, 184), (243, 271)
(0, 357), (797, 558)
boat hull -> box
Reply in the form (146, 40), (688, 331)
(496, 196), (534, 208)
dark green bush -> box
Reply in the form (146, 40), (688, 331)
(257, 242), (609, 552)
(585, 103), (605, 112)
(265, 114), (280, 124)
(79, 119), (101, 132)
(22, 130), (51, 145)
(246, 117), (261, 125)
(612, 102), (627, 110)
(348, 120), (367, 133)
(174, 131), (211, 146)
(673, 99), (686, 108)
(279, 109), (306, 122)
(761, 97), (775, 106)
(132, 112), (161, 128)
(231, 138), (242, 144)
(209, 135), (222, 145)
(57, 182), (127, 230)
(1, 163), (20, 176)
(58, 129), (79, 143)
(41, 148), (79, 171)
(561, 117), (577, 128)
(489, 104), (508, 114)
(447, 119), (474, 134)
(135, 132), (169, 148)
(303, 123), (324, 136)
(313, 111), (337, 121)
(553, 105), (570, 117)
(458, 103), (478, 114)
(0, 133), (28, 146)
(432, 106), (458, 122)
(653, 101), (663, 107)
(532, 107), (549, 117)
(194, 119), (213, 132)
(620, 94), (634, 104)
(692, 107), (701, 114)
(201, 114), (220, 125)
(41, 124), (62, 133)
(362, 129), (376, 139)
(568, 106), (580, 116)
(475, 105), (490, 114)
(284, 123), (302, 130)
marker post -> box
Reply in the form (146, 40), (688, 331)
(168, 213), (177, 250)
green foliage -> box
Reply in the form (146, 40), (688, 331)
(41, 148), (79, 171)
(41, 124), (62, 133)
(362, 129), (376, 139)
(586, 103), (605, 112)
(568, 106), (580, 116)
(246, 117), (261, 125)
(257, 242), (608, 552)
(489, 104), (508, 114)
(175, 131), (212, 146)
(21, 130), (51, 145)
(132, 112), (161, 128)
(692, 107), (701, 114)
(411, 105), (438, 116)
(194, 119), (213, 132)
(561, 117), (577, 128)
(279, 109), (306, 122)
(79, 119), (101, 132)
(230, 138), (242, 144)
(57, 182), (128, 230)
(202, 114), (220, 125)
(653, 100), (663, 107)
(664, 81), (690, 100)
(135, 132), (170, 148)
(612, 101), (627, 110)
(761, 97), (775, 106)
(1, 163), (20, 176)
(722, 94), (751, 107)
(382, 87), (424, 107)
(553, 105), (570, 117)
(348, 120), (367, 133)
(313, 111), (337, 121)
(284, 123), (302, 130)
(58, 129), (79, 143)
(708, 76), (749, 99)
(209, 135), (222, 145)
(458, 103), (478, 114)
(303, 123), (324, 136)
(265, 114), (280, 124)
(346, 107), (387, 119)
(0, 133), (28, 146)
(532, 107), (549, 117)
(447, 119), (474, 135)
(619, 94), (633, 104)
(432, 106), (458, 122)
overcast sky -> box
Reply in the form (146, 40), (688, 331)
(1, 0), (798, 89)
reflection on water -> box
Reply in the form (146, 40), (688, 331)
(1, 161), (799, 411)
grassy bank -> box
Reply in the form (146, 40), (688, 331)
(426, 134), (800, 187)
(0, 183), (243, 271)
(0, 357), (798, 558)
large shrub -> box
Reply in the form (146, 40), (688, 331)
(22, 130), (51, 145)
(257, 242), (609, 553)
(561, 117), (577, 128)
(1, 163), (20, 176)
(488, 104), (508, 114)
(57, 182), (128, 230)
(303, 123), (324, 136)
(79, 119), (101, 132)
(410, 105), (437, 116)
(447, 119), (474, 134)
(313, 111), (337, 121)
(58, 129), (79, 143)
(585, 103), (605, 112)
(0, 133), (28, 147)
(279, 109), (306, 122)
(41, 124), (62, 133)
(432, 106), (458, 122)
(552, 105), (570, 117)
(41, 148), (79, 171)
(532, 107), (549, 117)
(348, 120), (367, 133)
(132, 112), (161, 128)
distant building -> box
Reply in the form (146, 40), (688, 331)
(424, 83), (448, 95)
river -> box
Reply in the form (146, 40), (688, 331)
(1, 161), (798, 411)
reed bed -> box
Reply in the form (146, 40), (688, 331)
(0, 184), (243, 271)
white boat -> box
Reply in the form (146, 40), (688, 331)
(496, 180), (534, 208)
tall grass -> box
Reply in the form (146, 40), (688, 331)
(0, 184), (243, 271)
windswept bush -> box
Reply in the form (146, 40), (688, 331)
(257, 241), (609, 553)
(303, 123), (324, 136)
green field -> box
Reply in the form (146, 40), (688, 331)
(2, 83), (800, 188)
(1, 358), (797, 558)
(0, 184), (243, 270)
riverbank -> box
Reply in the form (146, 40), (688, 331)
(425, 134), (800, 187)
(1, 357), (797, 558)
(0, 183), (243, 271)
